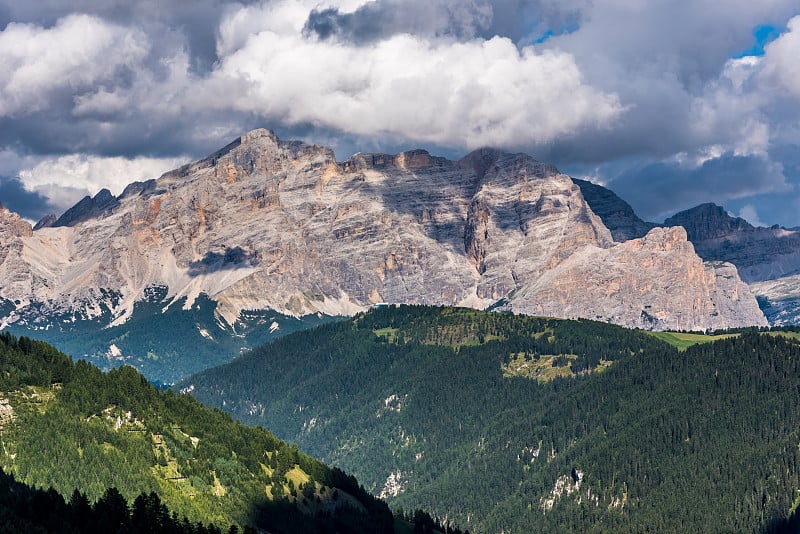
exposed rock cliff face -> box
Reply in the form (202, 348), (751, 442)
(0, 206), (39, 304)
(0, 129), (766, 331)
(660, 203), (800, 325)
(52, 188), (119, 227)
(664, 203), (754, 242)
(572, 178), (655, 241)
(32, 214), (57, 231)
(663, 203), (800, 283)
(574, 179), (800, 326)
(501, 227), (766, 330)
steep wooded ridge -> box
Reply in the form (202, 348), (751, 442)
(0, 332), (405, 533)
(0, 129), (765, 348)
(184, 305), (800, 533)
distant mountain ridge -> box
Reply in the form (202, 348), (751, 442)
(573, 180), (800, 325)
(0, 129), (768, 378)
(570, 178), (656, 241)
(663, 203), (755, 242)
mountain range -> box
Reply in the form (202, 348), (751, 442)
(3, 127), (799, 378)
(575, 184), (800, 325)
(4, 128), (800, 532)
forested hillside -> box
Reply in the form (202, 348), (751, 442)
(185, 306), (800, 533)
(0, 467), (238, 534)
(5, 290), (333, 384)
(0, 332), (398, 533)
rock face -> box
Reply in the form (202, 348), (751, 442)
(661, 203), (800, 325)
(574, 179), (800, 326)
(500, 227), (766, 330)
(32, 214), (57, 231)
(0, 129), (766, 331)
(0, 206), (38, 304)
(52, 188), (119, 227)
(664, 203), (754, 242)
(663, 203), (800, 283)
(750, 275), (800, 326)
(573, 178), (656, 241)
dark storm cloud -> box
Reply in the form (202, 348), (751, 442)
(303, 1), (493, 43)
(303, 0), (588, 45)
(0, 175), (54, 221)
(0, 0), (798, 225)
(607, 154), (791, 223)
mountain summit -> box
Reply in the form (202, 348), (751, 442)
(0, 129), (766, 336)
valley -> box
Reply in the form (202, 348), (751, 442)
(3, 2), (800, 532)
(0, 332), (402, 533)
(1, 130), (799, 533)
(184, 305), (800, 533)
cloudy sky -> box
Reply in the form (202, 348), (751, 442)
(1, 0), (799, 227)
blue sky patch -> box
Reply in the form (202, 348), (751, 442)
(735, 24), (781, 57)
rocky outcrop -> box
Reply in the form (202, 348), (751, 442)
(664, 203), (754, 242)
(502, 227), (767, 330)
(0, 129), (766, 331)
(0, 207), (40, 307)
(32, 214), (57, 230)
(573, 178), (656, 241)
(662, 203), (800, 284)
(574, 182), (800, 325)
(751, 275), (800, 325)
(52, 188), (119, 227)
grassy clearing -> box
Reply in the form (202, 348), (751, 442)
(766, 331), (800, 342)
(286, 466), (310, 487)
(502, 352), (614, 382)
(373, 327), (399, 343)
(502, 353), (576, 383)
(651, 330), (800, 351)
(648, 331), (739, 351)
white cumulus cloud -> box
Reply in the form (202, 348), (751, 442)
(762, 15), (800, 99)
(0, 14), (149, 117)
(737, 204), (767, 227)
(207, 3), (623, 150)
(17, 154), (187, 213)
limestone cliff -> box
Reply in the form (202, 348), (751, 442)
(664, 203), (800, 283)
(0, 129), (766, 331)
(503, 227), (766, 330)
(572, 178), (656, 242)
(661, 203), (800, 325)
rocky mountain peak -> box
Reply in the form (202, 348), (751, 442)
(627, 226), (693, 253)
(572, 178), (656, 242)
(664, 203), (754, 241)
(458, 148), (560, 183)
(52, 188), (119, 227)
(503, 226), (767, 330)
(0, 205), (33, 238)
(32, 214), (57, 230)
(0, 129), (767, 332)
